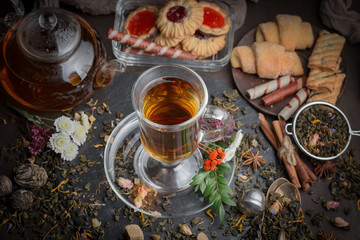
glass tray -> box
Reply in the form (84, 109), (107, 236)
(112, 0), (234, 72)
(103, 112), (235, 218)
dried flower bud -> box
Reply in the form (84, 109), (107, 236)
(14, 164), (48, 189)
(149, 234), (162, 240)
(178, 223), (192, 236)
(324, 200), (340, 210)
(0, 175), (13, 196)
(91, 218), (101, 228)
(10, 189), (33, 211)
(191, 216), (202, 227)
(197, 232), (209, 240)
(116, 177), (133, 189)
(330, 217), (349, 228)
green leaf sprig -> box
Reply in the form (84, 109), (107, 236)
(190, 162), (236, 222)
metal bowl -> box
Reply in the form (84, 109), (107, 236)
(285, 101), (359, 160)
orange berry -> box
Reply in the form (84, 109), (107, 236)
(217, 159), (222, 165)
(209, 151), (217, 160)
(203, 165), (210, 171)
(219, 151), (225, 159)
(217, 148), (223, 154)
(205, 159), (211, 166)
(211, 160), (217, 166)
(210, 165), (215, 171)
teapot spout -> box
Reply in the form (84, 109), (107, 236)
(93, 59), (126, 89)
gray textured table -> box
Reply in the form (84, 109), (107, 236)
(0, 0), (359, 239)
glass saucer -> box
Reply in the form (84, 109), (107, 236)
(104, 112), (235, 218)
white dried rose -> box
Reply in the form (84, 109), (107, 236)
(61, 141), (79, 161)
(224, 129), (243, 162)
(54, 116), (75, 135)
(80, 111), (90, 133)
(49, 133), (71, 154)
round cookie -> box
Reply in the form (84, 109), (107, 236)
(182, 30), (226, 59)
(198, 1), (231, 36)
(156, 0), (204, 39)
(154, 34), (184, 47)
(124, 6), (158, 39)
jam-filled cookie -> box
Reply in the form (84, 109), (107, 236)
(124, 6), (158, 40)
(154, 34), (184, 47)
(156, 0), (204, 39)
(198, 1), (231, 36)
(182, 30), (226, 59)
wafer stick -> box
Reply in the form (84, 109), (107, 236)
(278, 87), (310, 121)
(261, 76), (307, 106)
(247, 75), (295, 100)
(123, 47), (155, 56)
(107, 28), (196, 59)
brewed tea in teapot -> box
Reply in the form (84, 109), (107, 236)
(0, 8), (122, 111)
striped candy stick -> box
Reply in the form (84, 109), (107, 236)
(107, 28), (196, 60)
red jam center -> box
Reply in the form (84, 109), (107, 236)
(128, 11), (156, 36)
(167, 6), (187, 23)
(203, 7), (224, 28)
(194, 30), (207, 39)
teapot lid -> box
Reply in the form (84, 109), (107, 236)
(16, 8), (81, 61)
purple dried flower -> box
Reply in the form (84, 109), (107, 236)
(324, 200), (340, 210)
(221, 114), (235, 141)
(28, 124), (51, 156)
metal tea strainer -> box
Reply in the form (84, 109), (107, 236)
(285, 101), (360, 160)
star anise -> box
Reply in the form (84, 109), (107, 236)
(313, 160), (336, 179)
(317, 231), (339, 240)
(242, 150), (266, 172)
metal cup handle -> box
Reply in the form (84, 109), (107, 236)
(351, 130), (360, 137)
(285, 123), (293, 135)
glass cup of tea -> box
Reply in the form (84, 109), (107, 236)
(132, 64), (232, 193)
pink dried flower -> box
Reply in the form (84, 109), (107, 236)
(137, 185), (149, 199)
(133, 185), (149, 209)
(331, 217), (349, 228)
(308, 133), (319, 147)
(116, 177), (133, 189)
(28, 124), (50, 156)
(324, 201), (340, 210)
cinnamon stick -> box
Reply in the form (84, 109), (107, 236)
(272, 121), (301, 188)
(279, 120), (317, 185)
(294, 157), (311, 191)
(258, 113), (279, 150)
(295, 151), (317, 184)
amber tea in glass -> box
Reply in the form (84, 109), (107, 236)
(132, 64), (231, 193)
(140, 77), (201, 163)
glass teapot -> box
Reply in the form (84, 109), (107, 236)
(0, 7), (125, 111)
